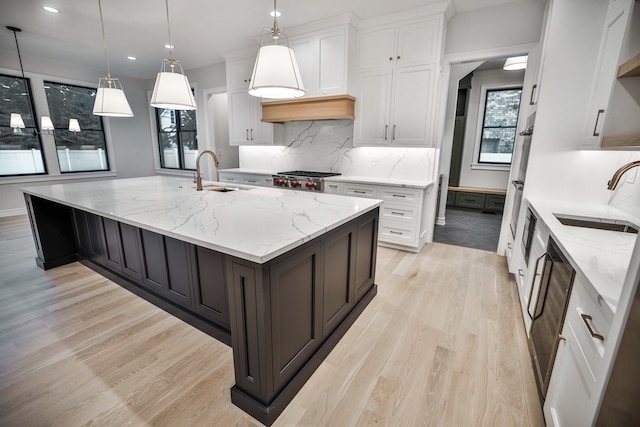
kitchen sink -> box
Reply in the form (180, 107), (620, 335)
(204, 186), (245, 192)
(553, 214), (638, 234)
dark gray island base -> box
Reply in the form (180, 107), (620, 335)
(24, 193), (379, 426)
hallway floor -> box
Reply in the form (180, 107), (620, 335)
(433, 207), (503, 252)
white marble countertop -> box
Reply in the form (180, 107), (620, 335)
(527, 197), (639, 320)
(217, 168), (434, 190)
(21, 176), (381, 264)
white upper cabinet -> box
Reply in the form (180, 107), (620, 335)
(354, 14), (443, 147)
(288, 26), (355, 97)
(581, 0), (637, 149)
(357, 19), (440, 70)
(226, 56), (255, 92)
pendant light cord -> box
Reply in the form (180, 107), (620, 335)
(164, 0), (175, 63)
(97, 0), (112, 80)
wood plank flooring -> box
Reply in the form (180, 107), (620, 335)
(0, 215), (544, 426)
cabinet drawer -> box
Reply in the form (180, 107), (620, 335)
(446, 190), (455, 206)
(484, 194), (505, 211)
(241, 175), (264, 186)
(324, 182), (343, 194)
(379, 222), (417, 245)
(344, 184), (377, 198)
(381, 204), (418, 224)
(454, 192), (485, 209)
(218, 173), (241, 183)
(379, 187), (421, 205)
(565, 278), (611, 380)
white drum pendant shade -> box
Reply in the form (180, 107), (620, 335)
(249, 44), (305, 99)
(150, 68), (197, 110)
(93, 78), (134, 117)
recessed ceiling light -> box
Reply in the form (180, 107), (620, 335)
(270, 10), (281, 17)
(164, 44), (174, 49)
(42, 6), (60, 14)
(127, 56), (137, 61)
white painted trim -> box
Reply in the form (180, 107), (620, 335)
(436, 216), (446, 226)
(0, 171), (117, 185)
(470, 163), (512, 171)
(444, 43), (538, 64)
(0, 207), (27, 218)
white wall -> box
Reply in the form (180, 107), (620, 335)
(458, 68), (525, 190)
(446, 0), (544, 56)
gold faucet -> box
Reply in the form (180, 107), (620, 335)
(195, 150), (220, 191)
(607, 160), (640, 190)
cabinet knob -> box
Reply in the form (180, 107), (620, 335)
(389, 57), (393, 61)
(397, 55), (400, 60)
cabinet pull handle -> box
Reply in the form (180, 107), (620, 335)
(391, 211), (404, 216)
(250, 129), (254, 140)
(384, 125), (388, 140)
(529, 84), (537, 105)
(527, 252), (549, 320)
(389, 230), (403, 235)
(246, 129), (249, 140)
(593, 109), (605, 137)
(581, 314), (604, 341)
(354, 190), (366, 194)
(518, 268), (525, 277)
(392, 124), (396, 141)
(508, 242), (512, 249)
(392, 194), (406, 198)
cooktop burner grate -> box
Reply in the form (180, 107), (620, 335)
(276, 171), (341, 178)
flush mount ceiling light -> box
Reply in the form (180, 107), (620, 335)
(150, 0), (196, 110)
(248, 0), (305, 99)
(93, 0), (134, 117)
(503, 55), (528, 71)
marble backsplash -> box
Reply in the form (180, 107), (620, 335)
(239, 120), (436, 181)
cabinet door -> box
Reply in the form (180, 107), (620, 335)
(250, 98), (273, 145)
(355, 212), (378, 300)
(581, 0), (632, 148)
(227, 57), (255, 91)
(289, 36), (315, 96)
(103, 217), (123, 272)
(119, 223), (143, 283)
(391, 64), (435, 146)
(354, 69), (393, 145)
(396, 19), (440, 66)
(164, 237), (194, 309)
(323, 225), (356, 337)
(228, 91), (253, 145)
(317, 30), (346, 96)
(194, 246), (229, 328)
(140, 229), (168, 293)
(358, 26), (396, 69)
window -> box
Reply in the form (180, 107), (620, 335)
(44, 82), (109, 173)
(156, 108), (198, 170)
(0, 73), (46, 176)
(478, 87), (522, 164)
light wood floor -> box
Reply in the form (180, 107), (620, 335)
(0, 215), (544, 426)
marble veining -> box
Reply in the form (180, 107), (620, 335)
(21, 176), (381, 264)
(239, 120), (436, 181)
(527, 197), (640, 320)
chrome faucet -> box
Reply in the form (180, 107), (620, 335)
(607, 160), (640, 190)
(195, 150), (220, 191)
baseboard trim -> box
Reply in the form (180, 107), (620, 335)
(436, 216), (446, 226)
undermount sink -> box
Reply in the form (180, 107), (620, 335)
(553, 214), (638, 234)
(203, 186), (245, 192)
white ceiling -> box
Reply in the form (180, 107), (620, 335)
(0, 0), (520, 80)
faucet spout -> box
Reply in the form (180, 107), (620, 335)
(195, 150), (220, 191)
(607, 160), (640, 190)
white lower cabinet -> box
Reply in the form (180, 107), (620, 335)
(325, 180), (429, 252)
(218, 171), (273, 187)
(544, 274), (611, 426)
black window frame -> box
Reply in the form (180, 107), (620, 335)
(44, 81), (110, 174)
(0, 73), (47, 177)
(155, 107), (198, 171)
(477, 86), (523, 165)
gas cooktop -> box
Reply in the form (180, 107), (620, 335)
(276, 171), (341, 178)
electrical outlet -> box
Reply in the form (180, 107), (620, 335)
(627, 167), (637, 184)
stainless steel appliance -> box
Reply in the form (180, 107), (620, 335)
(529, 237), (576, 399)
(272, 171), (341, 192)
(510, 112), (536, 237)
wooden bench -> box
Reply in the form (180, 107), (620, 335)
(447, 186), (506, 212)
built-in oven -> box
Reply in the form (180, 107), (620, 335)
(522, 207), (537, 265)
(528, 237), (576, 400)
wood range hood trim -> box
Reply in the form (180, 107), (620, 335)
(260, 94), (356, 123)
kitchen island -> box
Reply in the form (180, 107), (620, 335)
(20, 176), (381, 426)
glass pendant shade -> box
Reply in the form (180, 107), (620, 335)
(150, 60), (196, 110)
(503, 56), (528, 71)
(249, 44), (305, 99)
(68, 119), (81, 132)
(41, 116), (54, 131)
(10, 113), (25, 129)
(93, 77), (134, 117)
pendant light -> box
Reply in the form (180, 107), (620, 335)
(7, 26), (32, 132)
(150, 0), (196, 110)
(248, 0), (305, 99)
(93, 0), (134, 117)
